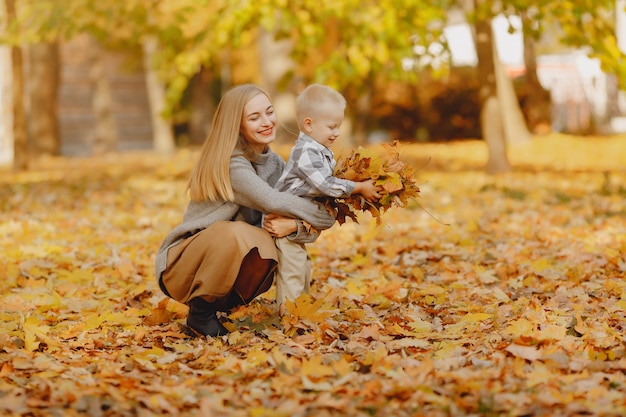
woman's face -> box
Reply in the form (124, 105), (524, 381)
(240, 93), (277, 152)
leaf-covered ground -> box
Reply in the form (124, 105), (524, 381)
(1, 134), (625, 417)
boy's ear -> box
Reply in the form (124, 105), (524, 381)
(303, 117), (313, 133)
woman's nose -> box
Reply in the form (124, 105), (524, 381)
(261, 114), (274, 125)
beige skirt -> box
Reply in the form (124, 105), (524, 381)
(160, 221), (278, 304)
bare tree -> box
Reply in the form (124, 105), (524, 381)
(89, 36), (118, 155)
(474, 0), (510, 174)
(5, 0), (28, 170)
(258, 29), (297, 144)
(28, 42), (60, 155)
(188, 67), (215, 145)
(142, 36), (174, 154)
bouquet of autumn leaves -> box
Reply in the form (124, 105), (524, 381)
(323, 141), (420, 225)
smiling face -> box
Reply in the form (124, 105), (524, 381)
(303, 104), (344, 148)
(240, 93), (277, 152)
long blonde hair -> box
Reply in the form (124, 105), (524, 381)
(189, 84), (270, 202)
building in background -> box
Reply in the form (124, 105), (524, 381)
(445, 14), (623, 135)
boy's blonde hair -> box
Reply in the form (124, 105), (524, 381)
(189, 84), (270, 202)
(295, 84), (346, 131)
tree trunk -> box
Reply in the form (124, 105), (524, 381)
(520, 11), (552, 134)
(188, 67), (215, 145)
(6, 0), (28, 170)
(474, 0), (511, 174)
(482, 96), (510, 174)
(142, 36), (175, 154)
(616, 0), (626, 54)
(0, 45), (12, 166)
(89, 36), (118, 155)
(220, 49), (232, 95)
(258, 29), (296, 144)
(494, 39), (531, 145)
(0, 2), (13, 166)
(351, 87), (372, 146)
(28, 42), (60, 156)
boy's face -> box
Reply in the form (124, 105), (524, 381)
(303, 105), (344, 148)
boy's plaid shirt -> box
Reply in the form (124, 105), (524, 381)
(275, 132), (354, 199)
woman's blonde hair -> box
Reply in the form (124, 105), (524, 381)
(189, 84), (270, 202)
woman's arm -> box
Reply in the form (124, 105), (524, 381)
(230, 155), (335, 230)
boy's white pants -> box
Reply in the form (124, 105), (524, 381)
(274, 237), (311, 305)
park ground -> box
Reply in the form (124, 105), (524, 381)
(0, 134), (625, 416)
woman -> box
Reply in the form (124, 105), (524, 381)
(155, 84), (335, 337)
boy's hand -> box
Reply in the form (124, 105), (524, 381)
(353, 179), (381, 202)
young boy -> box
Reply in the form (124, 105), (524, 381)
(271, 83), (380, 315)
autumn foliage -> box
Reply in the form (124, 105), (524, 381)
(1, 135), (626, 416)
(323, 141), (421, 225)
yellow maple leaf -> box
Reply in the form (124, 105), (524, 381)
(408, 318), (433, 333)
(459, 312), (493, 323)
(505, 343), (543, 361)
(502, 318), (534, 337)
(246, 347), (269, 367)
(378, 172), (403, 194)
(345, 280), (367, 296)
(389, 337), (430, 350)
(362, 343), (388, 366)
(143, 298), (172, 326)
(301, 354), (335, 379)
(271, 346), (299, 375)
(285, 294), (334, 323)
(23, 315), (50, 352)
(83, 311), (111, 331)
(108, 311), (141, 328)
(612, 299), (626, 311)
(433, 341), (458, 360)
(536, 324), (567, 341)
(330, 355), (353, 377)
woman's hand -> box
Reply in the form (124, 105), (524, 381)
(263, 213), (298, 238)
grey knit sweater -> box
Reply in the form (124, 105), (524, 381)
(154, 149), (336, 281)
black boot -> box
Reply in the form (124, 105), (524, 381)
(186, 298), (228, 337)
